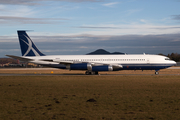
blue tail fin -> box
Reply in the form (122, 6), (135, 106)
(17, 31), (45, 56)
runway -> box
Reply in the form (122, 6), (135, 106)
(1, 67), (180, 70)
(167, 67), (180, 69)
(0, 67), (180, 76)
(0, 73), (180, 76)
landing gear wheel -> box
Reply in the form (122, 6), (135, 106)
(85, 71), (92, 75)
(91, 72), (95, 75)
(85, 71), (98, 75)
(95, 72), (99, 75)
(155, 71), (159, 75)
(92, 71), (99, 75)
(85, 71), (90, 75)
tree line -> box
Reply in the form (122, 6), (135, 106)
(159, 53), (180, 62)
(0, 58), (19, 64)
(167, 53), (180, 62)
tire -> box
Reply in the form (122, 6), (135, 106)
(155, 71), (159, 75)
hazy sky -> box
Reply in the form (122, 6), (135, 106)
(0, 0), (180, 57)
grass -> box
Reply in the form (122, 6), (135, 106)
(0, 75), (180, 120)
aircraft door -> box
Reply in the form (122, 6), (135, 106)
(147, 58), (150, 64)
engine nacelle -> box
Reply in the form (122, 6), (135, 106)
(66, 63), (92, 70)
(66, 63), (115, 71)
(92, 65), (113, 71)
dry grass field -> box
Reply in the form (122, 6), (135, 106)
(0, 69), (180, 120)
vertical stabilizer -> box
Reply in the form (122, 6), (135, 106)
(17, 31), (45, 56)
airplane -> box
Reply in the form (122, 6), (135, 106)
(6, 31), (176, 75)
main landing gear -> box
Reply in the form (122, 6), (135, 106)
(85, 71), (99, 75)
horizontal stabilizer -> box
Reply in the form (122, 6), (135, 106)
(6, 55), (33, 61)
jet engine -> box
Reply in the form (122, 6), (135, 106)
(92, 65), (113, 71)
(66, 63), (92, 70)
(66, 63), (122, 71)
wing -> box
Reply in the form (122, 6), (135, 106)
(6, 55), (123, 69)
(40, 59), (123, 68)
(40, 59), (75, 64)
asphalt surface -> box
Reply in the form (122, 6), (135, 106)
(1, 67), (180, 70)
(0, 73), (179, 76)
(0, 67), (180, 76)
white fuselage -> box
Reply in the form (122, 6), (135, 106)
(24, 54), (176, 71)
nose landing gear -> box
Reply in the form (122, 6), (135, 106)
(155, 70), (159, 75)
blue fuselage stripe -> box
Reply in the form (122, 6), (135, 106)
(41, 63), (174, 71)
(119, 64), (173, 70)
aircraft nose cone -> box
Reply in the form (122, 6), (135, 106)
(172, 61), (177, 66)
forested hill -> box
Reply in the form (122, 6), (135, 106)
(87, 49), (125, 55)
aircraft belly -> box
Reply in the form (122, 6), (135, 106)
(121, 64), (173, 70)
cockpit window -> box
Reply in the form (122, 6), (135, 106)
(165, 58), (170, 60)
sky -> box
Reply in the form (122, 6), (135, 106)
(0, 0), (180, 57)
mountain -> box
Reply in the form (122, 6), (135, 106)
(86, 49), (124, 55)
(111, 52), (125, 54)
